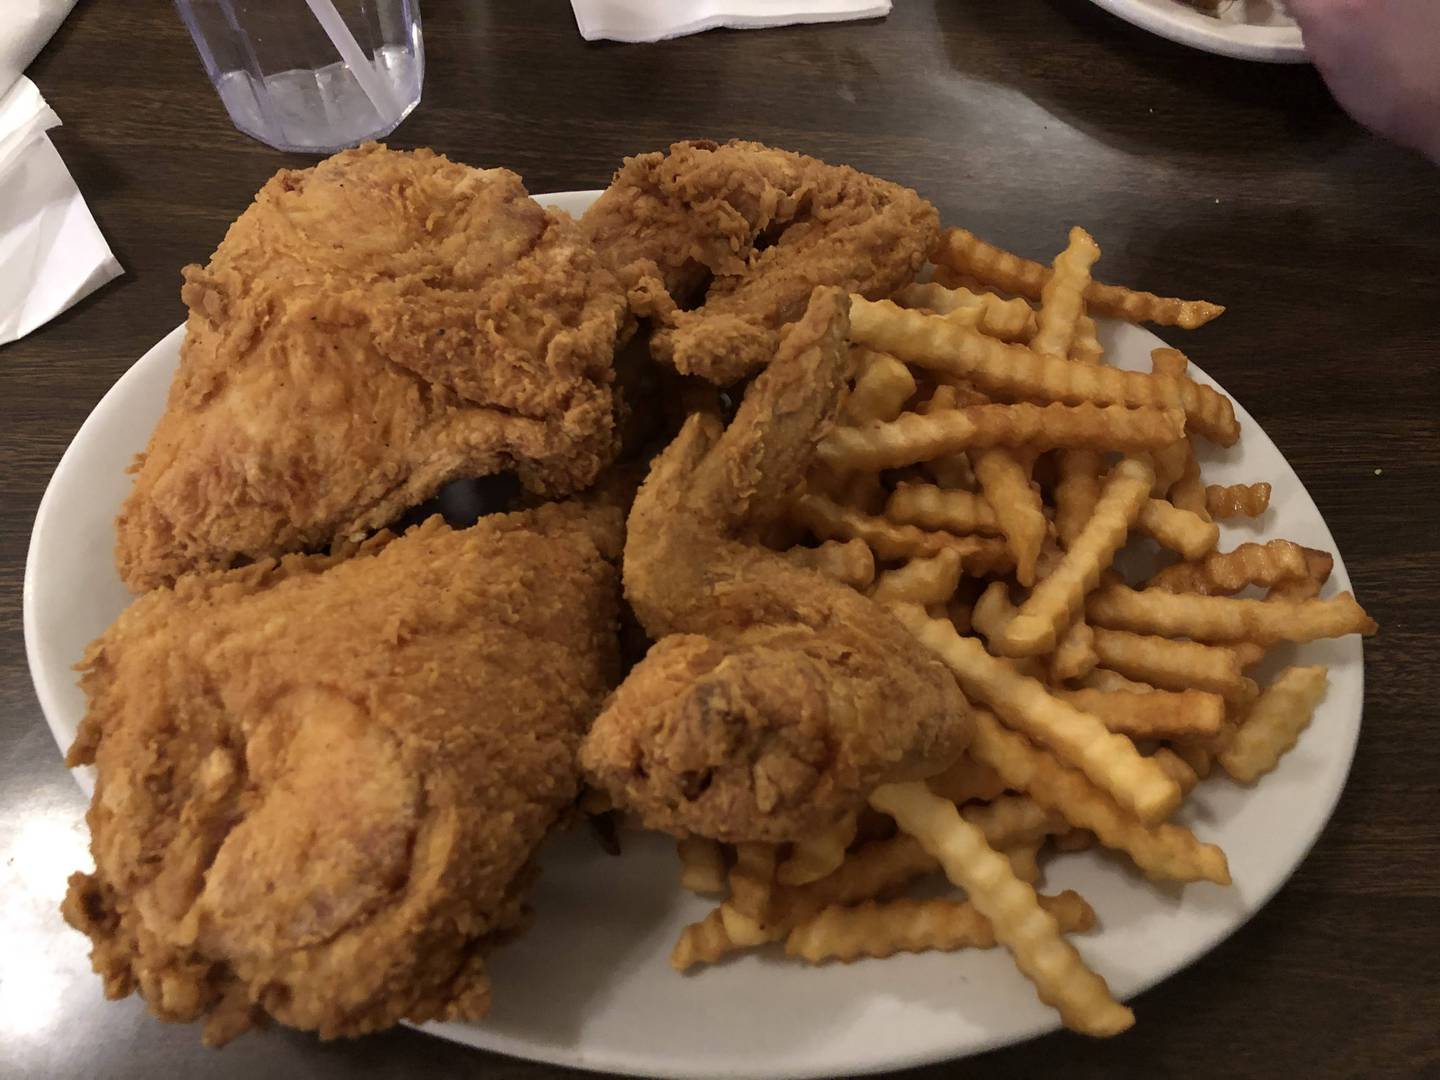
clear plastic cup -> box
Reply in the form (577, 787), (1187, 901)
(175, 0), (424, 154)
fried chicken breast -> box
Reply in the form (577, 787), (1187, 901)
(117, 144), (626, 592)
(63, 503), (620, 1044)
(580, 289), (970, 843)
(581, 139), (939, 385)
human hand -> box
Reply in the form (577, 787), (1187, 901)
(1286, 0), (1440, 162)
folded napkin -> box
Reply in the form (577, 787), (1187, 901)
(1, 0), (121, 348)
(0, 0), (77, 93)
(571, 0), (891, 43)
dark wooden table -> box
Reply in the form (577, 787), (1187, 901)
(3, 2), (1438, 1077)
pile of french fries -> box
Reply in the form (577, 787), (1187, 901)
(667, 225), (1378, 1036)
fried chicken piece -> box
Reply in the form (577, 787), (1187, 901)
(582, 139), (939, 385)
(580, 289), (970, 844)
(63, 503), (620, 1045)
(117, 144), (626, 592)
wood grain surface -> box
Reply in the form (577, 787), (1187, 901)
(2, 2), (1437, 1078)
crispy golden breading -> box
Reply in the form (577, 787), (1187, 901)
(580, 290), (970, 843)
(582, 140), (938, 384)
(117, 144), (627, 591)
(63, 504), (620, 1045)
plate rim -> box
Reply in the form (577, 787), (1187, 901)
(24, 190), (1364, 1078)
(1086, 0), (1308, 63)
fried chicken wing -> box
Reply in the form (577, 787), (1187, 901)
(580, 289), (970, 843)
(117, 144), (626, 592)
(582, 140), (939, 385)
(63, 503), (620, 1044)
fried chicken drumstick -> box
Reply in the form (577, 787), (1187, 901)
(64, 503), (620, 1044)
(581, 289), (971, 844)
(117, 144), (627, 592)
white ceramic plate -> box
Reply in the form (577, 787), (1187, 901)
(1088, 0), (1306, 63)
(26, 190), (1363, 1077)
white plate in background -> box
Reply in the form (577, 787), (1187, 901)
(1089, 0), (1306, 63)
(26, 190), (1362, 1076)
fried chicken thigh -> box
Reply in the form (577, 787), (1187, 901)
(580, 289), (970, 843)
(63, 503), (620, 1044)
(582, 139), (939, 385)
(117, 144), (626, 592)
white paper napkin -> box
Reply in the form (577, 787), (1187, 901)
(571, 0), (891, 43)
(0, 0), (78, 93)
(0, 78), (121, 347)
(1, 0), (121, 348)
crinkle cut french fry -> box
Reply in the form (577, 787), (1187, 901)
(729, 843), (778, 920)
(786, 896), (994, 962)
(1145, 350), (1193, 492)
(912, 384), (985, 491)
(1148, 747), (1201, 796)
(931, 374), (994, 406)
(1086, 583), (1378, 645)
(1206, 482), (1272, 519)
(871, 549), (965, 606)
(781, 539), (877, 590)
(1054, 450), (1104, 548)
(1081, 667), (1155, 693)
(1069, 314), (1104, 364)
(1135, 497), (1221, 561)
(962, 794), (1068, 849)
(967, 712), (1231, 886)
(1219, 666), (1329, 783)
(844, 472), (889, 515)
(932, 227), (1225, 329)
(672, 906), (738, 970)
(1167, 740), (1214, 780)
(1057, 687), (1226, 740)
(719, 901), (778, 947)
(672, 893), (788, 970)
(974, 449), (1047, 588)
(771, 834), (941, 934)
(869, 781), (1133, 1036)
(886, 482), (1003, 536)
(1267, 577), (1322, 602)
(890, 604), (1181, 824)
(924, 449), (978, 492)
(1150, 440), (1190, 495)
(929, 264), (992, 294)
(847, 298), (1239, 445)
(1147, 540), (1333, 596)
(784, 891), (1096, 964)
(778, 813), (859, 886)
(816, 403), (1187, 473)
(972, 580), (1017, 644)
(793, 493), (1015, 572)
(1031, 226), (1101, 360)
(1090, 627), (1250, 698)
(927, 755), (1009, 804)
(1054, 298), (1106, 545)
(1168, 443), (1210, 519)
(678, 837), (728, 894)
(1150, 347), (1189, 379)
(1005, 839), (1043, 884)
(1230, 642), (1268, 669)
(998, 457), (1155, 657)
(1050, 619), (1099, 683)
(918, 383), (962, 414)
(844, 347), (918, 425)
(893, 281), (1037, 341)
